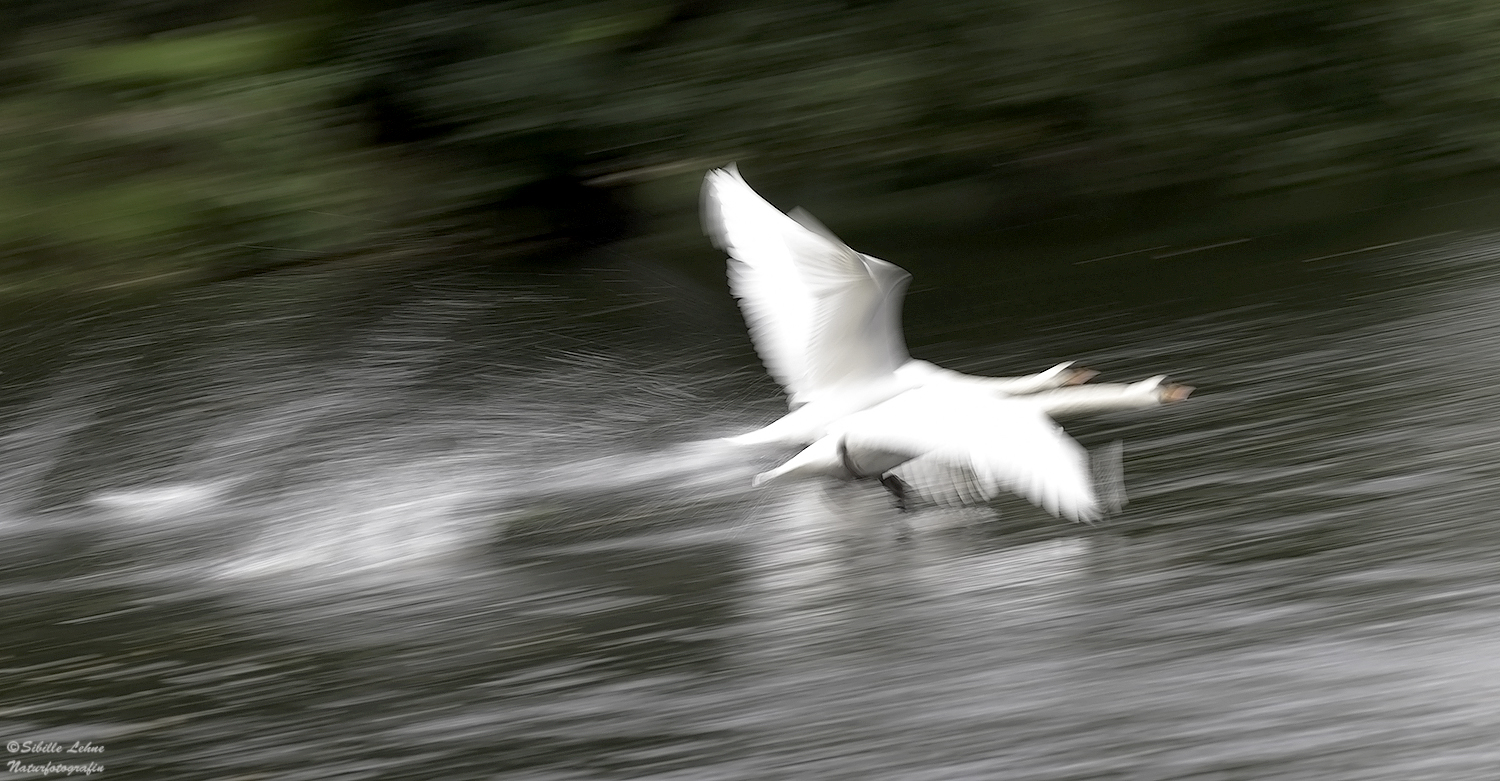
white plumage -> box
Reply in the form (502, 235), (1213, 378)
(703, 166), (1190, 521)
(704, 165), (914, 410)
(755, 386), (1101, 521)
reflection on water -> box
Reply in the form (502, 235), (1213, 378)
(4, 225), (1500, 779)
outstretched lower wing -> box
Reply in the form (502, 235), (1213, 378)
(841, 388), (1101, 522)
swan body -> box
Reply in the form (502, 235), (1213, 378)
(703, 165), (1190, 520)
(754, 377), (1192, 522)
(724, 359), (1094, 447)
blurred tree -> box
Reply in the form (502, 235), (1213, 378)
(4, 0), (1500, 288)
(328, 0), (1500, 227)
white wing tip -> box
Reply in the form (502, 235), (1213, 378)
(701, 163), (754, 248)
(703, 163), (745, 190)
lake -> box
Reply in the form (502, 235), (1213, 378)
(3, 191), (1500, 779)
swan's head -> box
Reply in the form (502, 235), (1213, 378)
(1060, 364), (1099, 386)
(1162, 382), (1194, 402)
(1135, 375), (1194, 403)
(1027, 361), (1098, 387)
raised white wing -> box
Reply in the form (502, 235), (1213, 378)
(838, 387), (1101, 522)
(702, 166), (911, 408)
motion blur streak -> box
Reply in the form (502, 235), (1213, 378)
(5, 220), (1500, 779)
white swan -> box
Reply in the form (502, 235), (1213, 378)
(704, 166), (1092, 448)
(703, 166), (1190, 520)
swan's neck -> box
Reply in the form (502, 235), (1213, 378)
(1027, 382), (1167, 418)
(898, 360), (1082, 395)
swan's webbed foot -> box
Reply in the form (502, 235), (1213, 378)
(879, 473), (911, 513)
(877, 473), (914, 540)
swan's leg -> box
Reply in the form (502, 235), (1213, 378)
(879, 473), (911, 512)
(878, 474), (913, 539)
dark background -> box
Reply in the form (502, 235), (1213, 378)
(3, 0), (1499, 287)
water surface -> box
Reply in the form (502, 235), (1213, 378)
(4, 210), (1500, 779)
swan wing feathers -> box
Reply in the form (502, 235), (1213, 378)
(703, 166), (910, 407)
(840, 388), (1101, 522)
(892, 455), (991, 508)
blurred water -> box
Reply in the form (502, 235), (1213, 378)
(4, 220), (1500, 779)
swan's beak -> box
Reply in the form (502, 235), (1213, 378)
(1161, 383), (1194, 403)
(1063, 366), (1099, 386)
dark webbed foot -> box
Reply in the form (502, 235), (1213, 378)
(879, 473), (910, 512)
(879, 474), (913, 540)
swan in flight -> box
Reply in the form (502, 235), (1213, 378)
(703, 166), (1190, 520)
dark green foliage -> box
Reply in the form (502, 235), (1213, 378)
(4, 0), (1500, 289)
